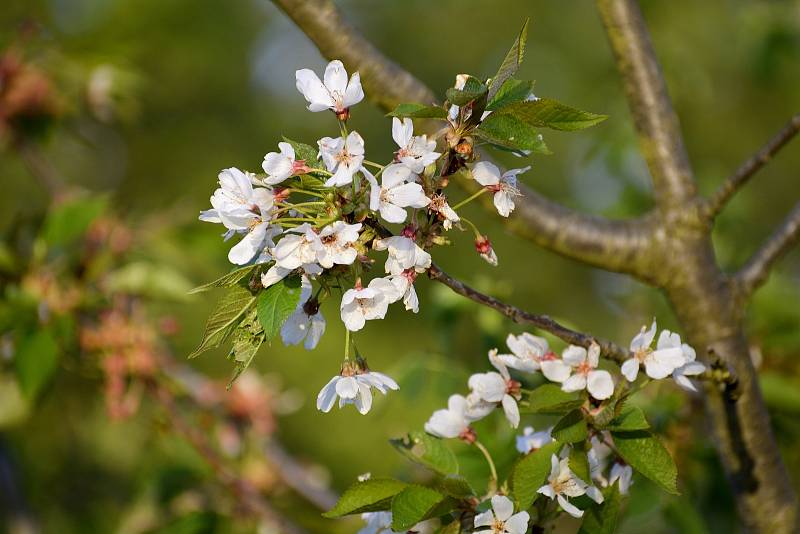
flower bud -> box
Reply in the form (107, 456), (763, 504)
(335, 108), (350, 122)
(475, 235), (498, 266)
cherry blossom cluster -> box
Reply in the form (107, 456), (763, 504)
(199, 60), (532, 415)
(422, 321), (703, 519)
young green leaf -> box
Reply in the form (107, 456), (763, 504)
(256, 275), (302, 340)
(323, 478), (408, 518)
(611, 430), (678, 495)
(446, 77), (488, 107)
(569, 444), (591, 483)
(390, 485), (446, 531)
(281, 137), (324, 169)
(188, 265), (257, 294)
(390, 431), (459, 475)
(433, 475), (475, 499)
(510, 441), (562, 510)
(552, 409), (589, 443)
(227, 309), (266, 387)
(387, 103), (447, 119)
(606, 404), (650, 432)
(475, 113), (550, 154)
(190, 285), (256, 358)
(578, 484), (623, 534)
(486, 79), (536, 112)
(487, 18), (530, 102)
(496, 99), (607, 131)
(14, 329), (59, 400)
(520, 384), (584, 414)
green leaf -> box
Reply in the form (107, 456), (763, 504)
(14, 330), (59, 400)
(190, 285), (256, 358)
(446, 77), (488, 106)
(606, 404), (650, 432)
(281, 137), (323, 169)
(578, 484), (622, 534)
(552, 409), (589, 443)
(475, 113), (551, 154)
(256, 275), (302, 340)
(390, 485), (446, 531)
(520, 384), (584, 414)
(433, 475), (475, 499)
(387, 103), (447, 119)
(227, 309), (266, 387)
(611, 430), (678, 494)
(487, 18), (529, 102)
(496, 99), (607, 131)
(188, 265), (257, 294)
(41, 194), (108, 247)
(569, 444), (591, 483)
(390, 431), (459, 475)
(486, 79), (536, 112)
(323, 478), (408, 518)
(510, 441), (561, 510)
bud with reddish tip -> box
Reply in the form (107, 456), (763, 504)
(335, 108), (350, 122)
(475, 235), (498, 266)
(401, 225), (417, 240)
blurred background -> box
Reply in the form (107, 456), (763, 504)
(1, 0), (799, 532)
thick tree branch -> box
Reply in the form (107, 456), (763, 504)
(705, 114), (800, 220)
(271, 0), (434, 111)
(736, 202), (800, 299)
(273, 0), (653, 277)
(428, 262), (631, 363)
(597, 0), (696, 210)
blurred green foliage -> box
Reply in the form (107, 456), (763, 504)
(1, 0), (799, 532)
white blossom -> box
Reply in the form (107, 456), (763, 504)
(281, 277), (325, 350)
(473, 495), (529, 534)
(537, 455), (603, 518)
(318, 131), (365, 187)
(365, 164), (430, 224)
(373, 236), (431, 275)
(549, 343), (614, 400)
(387, 270), (420, 313)
(471, 162), (528, 217)
(271, 223), (323, 270)
(497, 333), (571, 382)
(316, 367), (399, 415)
(467, 351), (521, 428)
(262, 142), (309, 185)
(358, 512), (399, 534)
(621, 321), (687, 382)
(588, 435), (633, 494)
(392, 118), (441, 173)
(295, 60), (363, 114)
(317, 221), (362, 268)
(658, 330), (705, 392)
(609, 462), (633, 494)
(516, 426), (553, 454)
(199, 167), (278, 264)
(340, 278), (395, 331)
(428, 193), (460, 230)
(424, 394), (475, 440)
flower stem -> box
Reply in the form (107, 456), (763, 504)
(452, 188), (489, 211)
(474, 440), (498, 491)
(459, 216), (483, 239)
(344, 328), (351, 360)
(286, 188), (327, 199)
(362, 160), (385, 170)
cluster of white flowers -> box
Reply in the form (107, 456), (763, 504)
(200, 60), (545, 416)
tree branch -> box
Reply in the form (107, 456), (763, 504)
(736, 201), (800, 299)
(273, 0), (653, 278)
(597, 0), (696, 210)
(271, 0), (434, 111)
(428, 262), (631, 362)
(705, 114), (800, 220)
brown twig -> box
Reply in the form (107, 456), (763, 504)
(428, 262), (631, 362)
(705, 114), (800, 220)
(736, 202), (800, 299)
